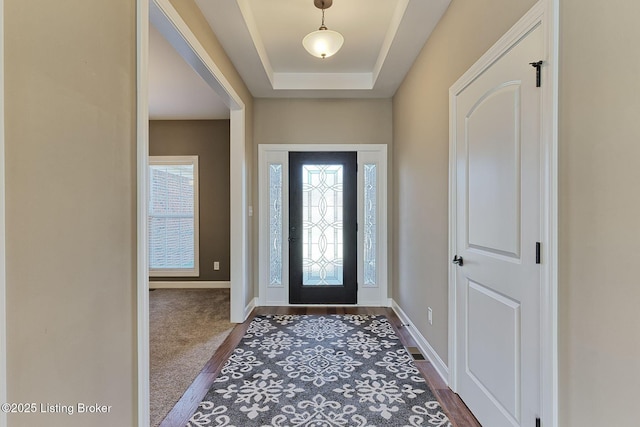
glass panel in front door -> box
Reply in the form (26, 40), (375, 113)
(301, 164), (344, 286)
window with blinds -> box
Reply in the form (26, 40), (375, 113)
(148, 156), (199, 277)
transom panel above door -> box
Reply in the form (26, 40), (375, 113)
(258, 144), (388, 307)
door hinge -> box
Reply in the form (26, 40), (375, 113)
(536, 242), (541, 264)
(530, 60), (543, 87)
(536, 417), (541, 427)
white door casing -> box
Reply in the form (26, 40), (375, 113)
(258, 144), (388, 307)
(449, 3), (553, 426)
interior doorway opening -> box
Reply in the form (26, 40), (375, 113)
(137, 0), (249, 425)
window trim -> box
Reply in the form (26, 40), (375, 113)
(148, 155), (200, 277)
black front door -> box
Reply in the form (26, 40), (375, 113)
(288, 152), (357, 304)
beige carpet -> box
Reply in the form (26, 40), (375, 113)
(149, 288), (233, 427)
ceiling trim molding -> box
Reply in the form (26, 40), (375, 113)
(236, 0), (275, 87)
(272, 72), (373, 90)
(372, 0), (409, 84)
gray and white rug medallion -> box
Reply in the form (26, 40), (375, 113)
(187, 314), (452, 427)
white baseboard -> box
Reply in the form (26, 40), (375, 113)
(149, 281), (231, 289)
(391, 299), (449, 385)
(244, 297), (257, 320)
(254, 300), (394, 307)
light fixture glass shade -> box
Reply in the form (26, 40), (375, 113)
(302, 28), (344, 59)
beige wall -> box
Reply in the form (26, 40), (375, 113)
(4, 0), (136, 426)
(559, 0), (640, 424)
(169, 0), (255, 307)
(392, 0), (537, 365)
(149, 120), (231, 282)
(253, 98), (393, 296)
(254, 98), (392, 145)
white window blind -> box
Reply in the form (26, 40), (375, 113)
(148, 156), (199, 276)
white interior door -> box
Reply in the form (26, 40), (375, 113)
(452, 25), (543, 427)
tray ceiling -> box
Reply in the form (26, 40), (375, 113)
(195, 0), (451, 98)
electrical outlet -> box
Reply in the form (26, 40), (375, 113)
(428, 307), (433, 325)
(214, 261), (220, 271)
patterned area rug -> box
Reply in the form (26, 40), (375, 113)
(187, 314), (452, 426)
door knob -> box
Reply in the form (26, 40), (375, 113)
(452, 255), (463, 266)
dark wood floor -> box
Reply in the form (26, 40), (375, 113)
(158, 306), (481, 427)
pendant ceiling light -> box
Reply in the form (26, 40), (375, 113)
(302, 0), (344, 59)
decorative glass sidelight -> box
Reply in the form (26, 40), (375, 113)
(364, 164), (377, 286)
(302, 164), (344, 285)
(269, 164), (283, 286)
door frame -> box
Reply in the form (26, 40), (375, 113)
(137, 0), (249, 425)
(448, 1), (558, 426)
(258, 144), (389, 307)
